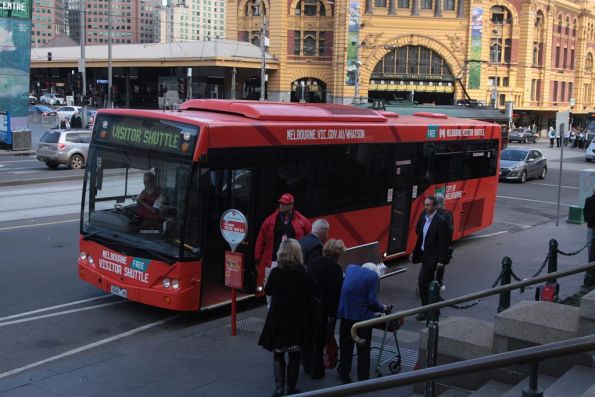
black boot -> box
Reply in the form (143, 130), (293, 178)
(272, 359), (285, 397)
(286, 352), (301, 395)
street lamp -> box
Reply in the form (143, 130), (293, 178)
(256, 0), (267, 101)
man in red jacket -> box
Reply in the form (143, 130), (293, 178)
(255, 193), (311, 288)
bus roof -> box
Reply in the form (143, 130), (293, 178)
(354, 102), (509, 122)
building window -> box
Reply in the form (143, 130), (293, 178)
(565, 16), (570, 35)
(502, 77), (509, 87)
(398, 0), (409, 7)
(375, 0), (387, 6)
(294, 30), (300, 55)
(573, 19), (577, 37)
(569, 82), (573, 101)
(504, 39), (511, 63)
(586, 53), (594, 72)
(444, 0), (455, 10)
(294, 31), (326, 56)
(295, 0), (326, 16)
(563, 47), (568, 69)
(491, 6), (511, 24)
(490, 37), (501, 63)
(421, 0), (432, 8)
(570, 49), (575, 70)
(532, 42), (539, 66)
(553, 81), (558, 101)
(561, 82), (566, 101)
(555, 46), (560, 68)
(557, 14), (562, 33)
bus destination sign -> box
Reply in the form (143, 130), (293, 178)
(95, 115), (198, 156)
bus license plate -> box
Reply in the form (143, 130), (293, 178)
(110, 285), (128, 299)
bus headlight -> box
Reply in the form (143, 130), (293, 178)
(162, 278), (171, 288)
(80, 252), (87, 261)
(87, 255), (94, 265)
(172, 279), (180, 289)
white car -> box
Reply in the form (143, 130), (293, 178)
(55, 106), (82, 120)
(586, 138), (595, 162)
(39, 93), (65, 106)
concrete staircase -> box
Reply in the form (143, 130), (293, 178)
(413, 289), (595, 396)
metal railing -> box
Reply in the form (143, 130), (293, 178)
(296, 335), (595, 396)
(295, 261), (595, 396)
(351, 261), (595, 343)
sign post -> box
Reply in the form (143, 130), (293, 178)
(220, 209), (248, 336)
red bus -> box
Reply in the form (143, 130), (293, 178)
(78, 100), (501, 311)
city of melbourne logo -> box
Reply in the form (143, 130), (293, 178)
(427, 125), (439, 139)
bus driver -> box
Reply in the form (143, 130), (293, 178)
(133, 171), (162, 224)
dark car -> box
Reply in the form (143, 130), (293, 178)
(500, 148), (547, 183)
(508, 128), (538, 144)
(28, 105), (57, 116)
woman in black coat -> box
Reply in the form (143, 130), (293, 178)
(302, 239), (345, 379)
(258, 238), (317, 396)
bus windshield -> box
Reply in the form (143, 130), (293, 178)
(81, 146), (200, 261)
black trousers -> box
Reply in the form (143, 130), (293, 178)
(338, 319), (373, 381)
(418, 253), (439, 306)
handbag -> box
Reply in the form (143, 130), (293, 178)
(323, 330), (338, 369)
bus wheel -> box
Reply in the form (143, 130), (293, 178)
(69, 154), (84, 169)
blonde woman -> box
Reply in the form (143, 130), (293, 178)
(258, 238), (318, 396)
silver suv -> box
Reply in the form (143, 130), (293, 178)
(36, 129), (91, 169)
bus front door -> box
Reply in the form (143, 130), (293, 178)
(201, 169), (259, 308)
(387, 160), (413, 255)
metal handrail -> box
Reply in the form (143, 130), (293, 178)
(296, 335), (595, 396)
(351, 261), (595, 343)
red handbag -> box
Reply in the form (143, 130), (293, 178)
(323, 333), (338, 369)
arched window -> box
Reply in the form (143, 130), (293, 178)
(573, 18), (577, 37)
(491, 6), (511, 24)
(565, 16), (570, 35)
(245, 0), (265, 16)
(586, 53), (593, 72)
(295, 0), (326, 16)
(534, 11), (543, 28)
(558, 14), (563, 33)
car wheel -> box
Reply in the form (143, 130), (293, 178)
(523, 138), (527, 144)
(45, 161), (59, 169)
(520, 170), (527, 183)
(69, 154), (84, 169)
(539, 167), (547, 179)
(588, 158), (593, 163)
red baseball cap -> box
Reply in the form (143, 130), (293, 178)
(278, 193), (294, 205)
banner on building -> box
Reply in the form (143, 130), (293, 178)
(468, 7), (483, 89)
(345, 0), (360, 87)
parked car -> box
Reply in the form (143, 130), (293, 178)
(55, 105), (82, 120)
(28, 95), (37, 104)
(508, 128), (538, 144)
(39, 93), (66, 106)
(36, 129), (91, 169)
(500, 148), (547, 183)
(586, 138), (595, 162)
(28, 105), (57, 116)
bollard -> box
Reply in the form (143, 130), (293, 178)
(548, 239), (558, 278)
(498, 256), (512, 313)
(427, 281), (441, 322)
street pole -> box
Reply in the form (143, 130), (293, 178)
(231, 67), (237, 99)
(79, 0), (86, 108)
(107, 0), (112, 108)
(493, 28), (499, 109)
(187, 67), (192, 100)
(556, 123), (565, 226)
(259, 12), (267, 102)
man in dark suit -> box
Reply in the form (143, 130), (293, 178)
(410, 195), (449, 321)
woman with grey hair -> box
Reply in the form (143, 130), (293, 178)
(258, 238), (318, 396)
(302, 239), (346, 379)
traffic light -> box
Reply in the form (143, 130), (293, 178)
(47, 51), (52, 61)
(177, 78), (186, 100)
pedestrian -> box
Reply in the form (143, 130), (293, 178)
(548, 126), (556, 148)
(579, 131), (586, 149)
(564, 127), (570, 146)
(299, 218), (330, 266)
(409, 196), (449, 320)
(255, 193), (312, 299)
(70, 111), (82, 128)
(555, 126), (561, 147)
(434, 193), (454, 292)
(258, 238), (319, 396)
(337, 263), (391, 384)
(60, 117), (71, 130)
(302, 238), (345, 379)
(570, 130), (577, 149)
(531, 122), (537, 135)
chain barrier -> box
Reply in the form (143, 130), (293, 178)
(447, 240), (588, 311)
(449, 271), (503, 310)
(557, 241), (590, 257)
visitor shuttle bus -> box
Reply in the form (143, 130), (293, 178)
(79, 100), (501, 311)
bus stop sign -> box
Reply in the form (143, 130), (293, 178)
(220, 209), (248, 252)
